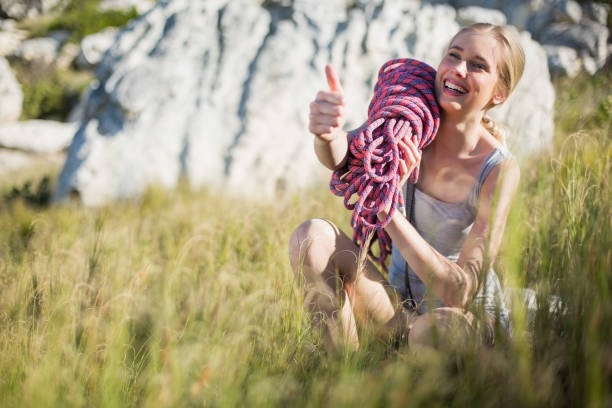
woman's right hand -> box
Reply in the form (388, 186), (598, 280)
(309, 65), (346, 142)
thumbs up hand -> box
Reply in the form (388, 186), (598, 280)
(309, 65), (346, 142)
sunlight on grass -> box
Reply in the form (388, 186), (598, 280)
(0, 71), (610, 406)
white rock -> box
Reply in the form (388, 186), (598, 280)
(41, 0), (64, 13)
(0, 148), (65, 176)
(56, 43), (80, 69)
(0, 0), (65, 20)
(67, 81), (96, 123)
(0, 20), (27, 57)
(47, 30), (71, 44)
(488, 31), (555, 158)
(581, 53), (598, 75)
(0, 149), (35, 174)
(544, 45), (581, 78)
(0, 120), (77, 154)
(76, 27), (119, 68)
(15, 36), (62, 65)
(540, 22), (609, 72)
(54, 0), (557, 205)
(551, 0), (583, 24)
(0, 0), (29, 19)
(455, 0), (503, 9)
(0, 57), (22, 123)
(526, 4), (556, 38)
(583, 1), (610, 25)
(98, 0), (154, 14)
(457, 6), (507, 26)
(503, 0), (543, 30)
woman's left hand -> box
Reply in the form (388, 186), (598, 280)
(378, 138), (421, 220)
(397, 138), (421, 189)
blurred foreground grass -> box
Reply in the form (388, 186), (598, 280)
(0, 72), (610, 407)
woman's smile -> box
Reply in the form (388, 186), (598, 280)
(435, 31), (502, 115)
(442, 79), (468, 96)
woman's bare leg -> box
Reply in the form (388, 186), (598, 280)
(288, 218), (410, 350)
(408, 307), (477, 349)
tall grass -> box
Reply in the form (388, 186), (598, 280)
(0, 71), (610, 407)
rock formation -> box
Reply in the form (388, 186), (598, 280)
(0, 120), (77, 154)
(0, 56), (22, 123)
(433, 0), (610, 77)
(53, 0), (557, 205)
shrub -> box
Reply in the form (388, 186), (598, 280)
(24, 0), (139, 43)
(11, 61), (93, 120)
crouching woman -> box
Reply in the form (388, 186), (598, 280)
(289, 23), (524, 350)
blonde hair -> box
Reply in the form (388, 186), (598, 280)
(449, 23), (526, 142)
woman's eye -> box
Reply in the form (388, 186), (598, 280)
(471, 62), (487, 70)
(448, 52), (460, 59)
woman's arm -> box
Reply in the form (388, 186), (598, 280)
(309, 65), (350, 171)
(380, 158), (520, 309)
(313, 130), (350, 171)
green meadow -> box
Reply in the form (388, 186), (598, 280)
(0, 71), (610, 407)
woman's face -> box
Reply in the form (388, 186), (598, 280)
(435, 31), (505, 117)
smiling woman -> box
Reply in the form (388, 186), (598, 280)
(290, 23), (526, 350)
(436, 25), (525, 142)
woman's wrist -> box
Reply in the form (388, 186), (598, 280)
(377, 207), (390, 222)
(314, 130), (348, 170)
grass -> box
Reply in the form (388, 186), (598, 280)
(0, 70), (610, 407)
(11, 61), (94, 120)
(11, 0), (139, 120)
(19, 0), (139, 44)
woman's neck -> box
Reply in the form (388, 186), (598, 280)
(432, 110), (485, 158)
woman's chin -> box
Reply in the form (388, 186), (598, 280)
(439, 99), (464, 114)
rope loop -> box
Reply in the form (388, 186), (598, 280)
(329, 58), (440, 269)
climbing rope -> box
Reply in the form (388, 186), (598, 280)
(329, 58), (440, 270)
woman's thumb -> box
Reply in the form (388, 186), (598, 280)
(325, 64), (343, 93)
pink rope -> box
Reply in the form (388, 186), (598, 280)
(329, 58), (440, 270)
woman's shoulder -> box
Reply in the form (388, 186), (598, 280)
(475, 132), (519, 192)
(479, 147), (520, 194)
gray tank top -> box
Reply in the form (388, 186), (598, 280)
(388, 146), (512, 328)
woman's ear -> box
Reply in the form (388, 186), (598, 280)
(491, 93), (505, 105)
(491, 86), (507, 105)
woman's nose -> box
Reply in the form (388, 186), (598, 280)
(452, 60), (467, 77)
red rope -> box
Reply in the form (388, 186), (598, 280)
(329, 58), (440, 270)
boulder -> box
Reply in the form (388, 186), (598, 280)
(540, 22), (609, 72)
(0, 0), (31, 19)
(97, 0), (154, 14)
(0, 120), (77, 154)
(488, 30), (555, 158)
(0, 19), (27, 57)
(526, 5), (556, 38)
(54, 0), (556, 205)
(0, 148), (65, 176)
(56, 43), (80, 70)
(76, 27), (119, 69)
(431, 0), (611, 77)
(0, 149), (35, 174)
(457, 6), (507, 26)
(551, 0), (582, 24)
(0, 56), (22, 123)
(454, 0), (503, 9)
(15, 36), (63, 65)
(580, 52), (598, 75)
(502, 0), (548, 31)
(544, 45), (581, 78)
(0, 0), (65, 20)
(582, 1), (609, 25)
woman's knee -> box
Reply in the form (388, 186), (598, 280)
(408, 307), (474, 349)
(288, 218), (339, 274)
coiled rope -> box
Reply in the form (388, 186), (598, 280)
(329, 58), (440, 269)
